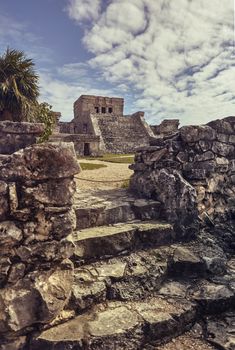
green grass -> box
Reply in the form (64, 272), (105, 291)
(81, 153), (135, 164)
(103, 156), (134, 164)
(79, 163), (107, 171)
(120, 179), (130, 188)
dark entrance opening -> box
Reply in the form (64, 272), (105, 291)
(83, 123), (88, 133)
(84, 143), (90, 156)
(95, 107), (99, 113)
(101, 107), (106, 113)
(108, 107), (113, 113)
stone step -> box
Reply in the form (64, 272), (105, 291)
(70, 248), (169, 312)
(30, 297), (197, 350)
(74, 188), (161, 229)
(158, 275), (235, 315)
(72, 221), (175, 263)
(205, 312), (235, 350)
(70, 241), (228, 313)
(152, 327), (217, 350)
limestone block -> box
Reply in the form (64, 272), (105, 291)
(16, 238), (74, 263)
(196, 186), (206, 202)
(0, 221), (22, 247)
(151, 169), (198, 236)
(8, 263), (26, 284)
(0, 121), (44, 134)
(194, 151), (214, 162)
(198, 140), (212, 152)
(147, 148), (168, 163)
(176, 151), (189, 163)
(229, 175), (235, 184)
(229, 134), (235, 144)
(206, 313), (235, 350)
(0, 142), (81, 181)
(49, 208), (76, 240)
(0, 257), (11, 286)
(229, 160), (235, 174)
(0, 287), (39, 333)
(212, 141), (234, 157)
(8, 182), (18, 213)
(71, 268), (107, 311)
(0, 121), (44, 154)
(23, 212), (52, 243)
(184, 168), (207, 180)
(0, 336), (26, 350)
(207, 175), (225, 193)
(216, 157), (229, 172)
(32, 262), (74, 323)
(217, 133), (230, 143)
(0, 181), (9, 220)
(207, 119), (234, 134)
(180, 125), (216, 143)
(22, 208), (76, 243)
(0, 263), (74, 334)
(20, 178), (76, 207)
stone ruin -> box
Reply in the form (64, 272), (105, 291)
(0, 141), (80, 350)
(0, 121), (44, 155)
(0, 115), (234, 350)
(54, 94), (156, 155)
(130, 116), (235, 238)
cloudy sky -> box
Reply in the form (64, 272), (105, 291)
(0, 0), (234, 125)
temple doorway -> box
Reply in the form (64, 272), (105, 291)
(84, 143), (90, 156)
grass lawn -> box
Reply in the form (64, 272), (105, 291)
(79, 163), (107, 171)
(80, 153), (135, 164)
(104, 157), (134, 164)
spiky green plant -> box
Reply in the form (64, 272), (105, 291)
(0, 48), (39, 121)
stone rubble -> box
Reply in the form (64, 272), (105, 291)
(0, 116), (234, 350)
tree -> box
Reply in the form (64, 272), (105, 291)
(0, 48), (56, 141)
(28, 102), (56, 143)
(0, 48), (39, 121)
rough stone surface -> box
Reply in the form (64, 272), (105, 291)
(130, 116), (235, 235)
(0, 142), (79, 347)
(0, 142), (81, 181)
(206, 312), (235, 350)
(0, 121), (44, 154)
(30, 297), (196, 350)
(73, 221), (174, 262)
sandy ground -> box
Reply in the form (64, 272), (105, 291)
(75, 159), (133, 190)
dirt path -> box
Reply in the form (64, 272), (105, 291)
(75, 159), (133, 190)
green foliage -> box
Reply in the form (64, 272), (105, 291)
(0, 48), (39, 121)
(29, 102), (56, 143)
(0, 48), (57, 141)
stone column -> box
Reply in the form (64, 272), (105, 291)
(0, 142), (81, 350)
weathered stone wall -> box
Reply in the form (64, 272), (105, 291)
(130, 117), (235, 236)
(58, 121), (75, 134)
(151, 119), (179, 137)
(49, 133), (101, 156)
(0, 142), (80, 349)
(74, 95), (124, 120)
(92, 112), (154, 153)
(0, 121), (44, 154)
(63, 134), (101, 156)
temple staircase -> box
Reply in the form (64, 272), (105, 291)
(30, 188), (235, 350)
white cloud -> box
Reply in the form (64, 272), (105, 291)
(67, 0), (235, 125)
(66, 0), (102, 23)
(38, 69), (113, 121)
